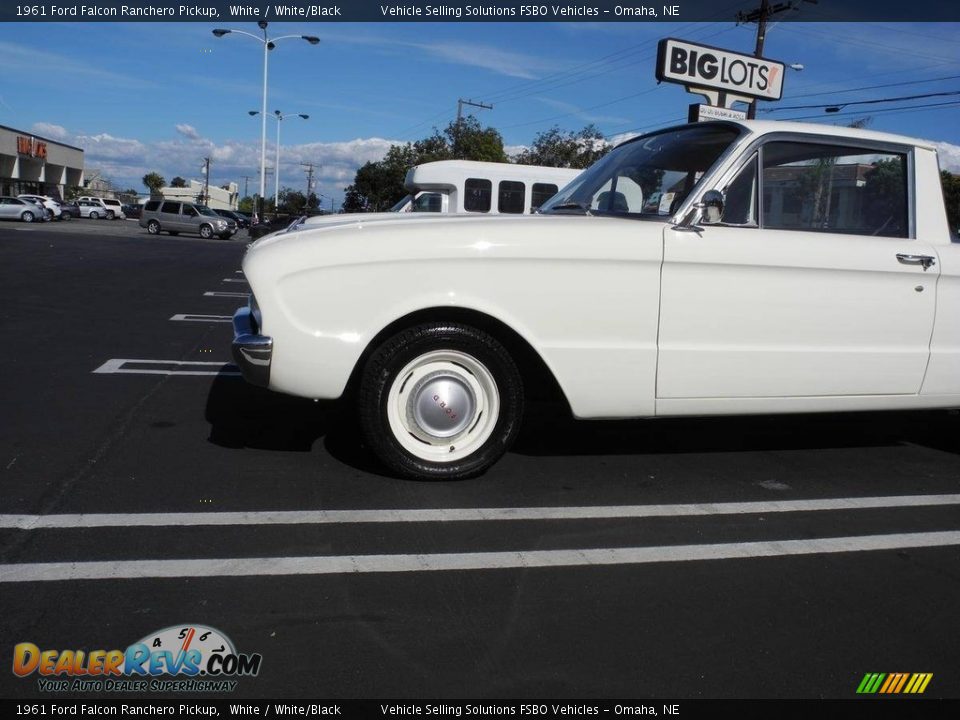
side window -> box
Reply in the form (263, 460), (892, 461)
(183, 205), (198, 217)
(144, 201), (160, 212)
(463, 178), (492, 213)
(531, 183), (559, 212)
(161, 201), (180, 214)
(498, 181), (525, 214)
(761, 141), (908, 238)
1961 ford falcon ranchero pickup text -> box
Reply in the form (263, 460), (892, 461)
(232, 120), (959, 479)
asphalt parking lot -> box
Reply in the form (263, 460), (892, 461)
(1, 222), (958, 700)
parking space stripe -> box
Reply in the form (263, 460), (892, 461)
(4, 494), (960, 529)
(91, 359), (239, 376)
(222, 278), (248, 283)
(2, 531), (959, 582)
(169, 314), (232, 323)
(204, 291), (248, 297)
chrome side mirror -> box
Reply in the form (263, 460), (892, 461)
(697, 190), (725, 225)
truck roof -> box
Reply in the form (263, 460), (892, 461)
(730, 120), (936, 151)
(405, 160), (581, 192)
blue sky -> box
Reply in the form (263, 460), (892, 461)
(2, 16), (958, 206)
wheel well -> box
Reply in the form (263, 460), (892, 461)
(344, 307), (570, 407)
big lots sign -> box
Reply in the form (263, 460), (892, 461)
(17, 136), (47, 159)
(656, 38), (785, 105)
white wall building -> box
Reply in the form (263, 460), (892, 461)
(156, 180), (239, 210)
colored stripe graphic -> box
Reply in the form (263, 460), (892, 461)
(858, 672), (932, 694)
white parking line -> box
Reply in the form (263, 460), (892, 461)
(4, 494), (959, 529)
(204, 291), (249, 298)
(3, 531), (959, 582)
(169, 314), (232, 323)
(91, 359), (239, 377)
(222, 278), (248, 283)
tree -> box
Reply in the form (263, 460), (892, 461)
(277, 188), (308, 215)
(170, 176), (187, 188)
(942, 170), (960, 235)
(513, 125), (610, 169)
(237, 196), (256, 213)
(341, 117), (508, 212)
(142, 172), (165, 195)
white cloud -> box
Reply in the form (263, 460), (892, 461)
(932, 141), (960, 173)
(37, 123), (402, 202)
(31, 122), (69, 140)
(175, 124), (201, 140)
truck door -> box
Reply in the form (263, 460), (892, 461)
(658, 138), (938, 401)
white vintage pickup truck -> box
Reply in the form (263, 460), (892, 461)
(233, 120), (959, 479)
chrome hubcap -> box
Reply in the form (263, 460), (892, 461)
(408, 371), (476, 441)
(386, 350), (500, 464)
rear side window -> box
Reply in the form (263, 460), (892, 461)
(498, 181), (525, 214)
(161, 202), (180, 214)
(464, 178), (492, 213)
(531, 183), (559, 211)
(144, 201), (160, 211)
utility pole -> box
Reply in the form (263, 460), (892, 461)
(301, 162), (316, 208)
(737, 0), (816, 118)
(200, 157), (210, 205)
(241, 175), (253, 200)
(456, 98), (493, 123)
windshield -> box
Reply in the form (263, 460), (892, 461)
(197, 206), (219, 217)
(390, 195), (412, 212)
(539, 124), (742, 218)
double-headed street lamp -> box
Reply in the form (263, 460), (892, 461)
(212, 21), (319, 218)
(250, 110), (309, 209)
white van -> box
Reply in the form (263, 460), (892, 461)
(299, 161), (581, 231)
(392, 160), (581, 215)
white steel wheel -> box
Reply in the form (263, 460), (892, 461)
(359, 323), (523, 480)
(386, 350), (500, 464)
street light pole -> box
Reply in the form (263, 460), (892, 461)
(249, 110), (309, 212)
(212, 22), (319, 220)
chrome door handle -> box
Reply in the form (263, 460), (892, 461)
(896, 253), (936, 270)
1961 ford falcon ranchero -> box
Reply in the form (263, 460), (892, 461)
(232, 120), (959, 479)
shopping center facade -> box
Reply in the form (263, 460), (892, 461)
(0, 124), (84, 199)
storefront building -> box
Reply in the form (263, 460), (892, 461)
(0, 124), (84, 199)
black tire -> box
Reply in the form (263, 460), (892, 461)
(61, 212), (71, 221)
(22, 211), (35, 223)
(89, 211), (99, 220)
(146, 220), (160, 235)
(199, 224), (214, 239)
(358, 322), (523, 480)
(106, 210), (115, 220)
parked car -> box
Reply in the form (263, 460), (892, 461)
(17, 194), (61, 220)
(0, 196), (46, 222)
(122, 204), (142, 220)
(77, 196), (125, 220)
(58, 201), (81, 220)
(140, 200), (237, 239)
(76, 200), (107, 219)
(213, 208), (249, 229)
(247, 215), (303, 240)
(231, 120), (960, 480)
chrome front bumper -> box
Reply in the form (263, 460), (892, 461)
(232, 307), (272, 387)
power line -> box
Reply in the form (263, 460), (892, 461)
(763, 89), (960, 112)
(779, 74), (960, 101)
(783, 99), (960, 122)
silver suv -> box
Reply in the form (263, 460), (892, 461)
(140, 200), (237, 239)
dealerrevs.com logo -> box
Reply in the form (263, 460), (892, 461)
(13, 624), (261, 693)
